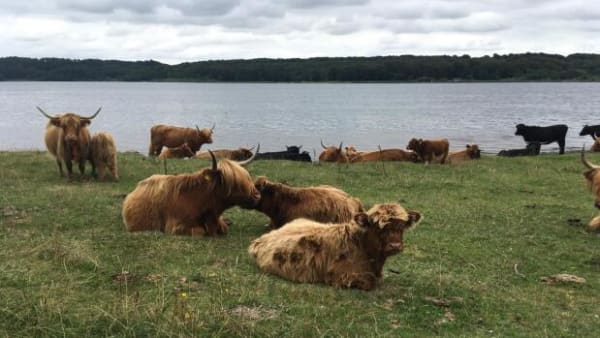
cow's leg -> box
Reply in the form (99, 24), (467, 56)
(78, 159), (86, 176)
(217, 217), (229, 235)
(558, 139), (566, 154)
(109, 157), (119, 181)
(97, 162), (107, 181)
(65, 160), (74, 178)
(56, 159), (65, 177)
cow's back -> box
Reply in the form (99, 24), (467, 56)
(44, 122), (61, 157)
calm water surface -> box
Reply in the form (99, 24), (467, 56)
(1, 82), (599, 155)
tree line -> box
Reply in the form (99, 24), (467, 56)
(2, 53), (600, 82)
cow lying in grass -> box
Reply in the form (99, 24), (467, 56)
(122, 151), (260, 236)
(248, 202), (422, 290)
(90, 132), (119, 181)
(252, 176), (364, 229)
(345, 146), (418, 163)
(447, 144), (481, 164)
(158, 143), (196, 159)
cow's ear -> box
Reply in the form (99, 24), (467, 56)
(404, 211), (422, 229)
(49, 118), (61, 127)
(465, 144), (470, 148)
(354, 213), (370, 227)
(254, 176), (268, 190)
(80, 119), (91, 127)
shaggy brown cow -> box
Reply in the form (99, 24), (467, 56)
(38, 106), (101, 178)
(122, 150), (260, 236)
(590, 135), (600, 152)
(148, 123), (214, 157)
(407, 138), (450, 164)
(581, 148), (600, 209)
(158, 143), (196, 159)
(348, 148), (418, 163)
(252, 176), (364, 229)
(447, 144), (481, 164)
(90, 132), (119, 181)
(345, 146), (364, 158)
(195, 147), (254, 161)
(248, 202), (422, 290)
(318, 140), (349, 163)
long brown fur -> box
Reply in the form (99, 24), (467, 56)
(149, 124), (213, 156)
(318, 141), (348, 163)
(90, 132), (119, 181)
(122, 158), (260, 236)
(581, 148), (600, 209)
(252, 176), (364, 229)
(196, 148), (253, 161)
(158, 143), (196, 159)
(348, 148), (418, 163)
(41, 109), (98, 178)
(447, 144), (481, 164)
(248, 203), (422, 290)
(407, 138), (450, 164)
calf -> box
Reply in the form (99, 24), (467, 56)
(447, 144), (481, 164)
(252, 176), (364, 229)
(248, 203), (422, 290)
(515, 123), (568, 154)
(158, 143), (196, 159)
(90, 132), (119, 181)
(497, 142), (541, 157)
(406, 138), (450, 164)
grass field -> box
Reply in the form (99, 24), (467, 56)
(1, 151), (599, 337)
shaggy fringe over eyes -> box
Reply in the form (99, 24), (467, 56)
(367, 204), (410, 229)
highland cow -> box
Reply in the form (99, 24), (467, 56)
(318, 140), (349, 163)
(196, 147), (254, 161)
(122, 150), (260, 236)
(148, 123), (214, 157)
(348, 148), (418, 163)
(38, 106), (101, 178)
(252, 176), (364, 229)
(249, 203), (422, 290)
(447, 144), (481, 164)
(90, 132), (119, 181)
(158, 143), (196, 159)
(406, 138), (450, 164)
(581, 147), (600, 209)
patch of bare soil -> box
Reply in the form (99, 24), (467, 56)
(228, 305), (278, 321)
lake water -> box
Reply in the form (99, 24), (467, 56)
(1, 81), (599, 155)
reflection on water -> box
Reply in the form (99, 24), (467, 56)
(1, 82), (599, 155)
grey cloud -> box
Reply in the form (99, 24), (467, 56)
(284, 0), (370, 9)
(57, 0), (241, 17)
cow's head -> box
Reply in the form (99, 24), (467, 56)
(580, 125), (591, 136)
(515, 124), (526, 136)
(466, 144), (481, 159)
(38, 106), (101, 156)
(206, 145), (261, 209)
(318, 140), (348, 163)
(345, 146), (360, 157)
(581, 147), (600, 209)
(285, 145), (302, 154)
(195, 123), (215, 144)
(406, 138), (422, 152)
(354, 203), (422, 256)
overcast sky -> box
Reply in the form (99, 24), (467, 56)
(1, 0), (599, 64)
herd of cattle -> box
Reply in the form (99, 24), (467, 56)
(38, 108), (600, 290)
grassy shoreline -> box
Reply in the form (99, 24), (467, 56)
(1, 151), (599, 337)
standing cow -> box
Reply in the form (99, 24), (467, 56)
(122, 150), (260, 236)
(248, 202), (422, 290)
(579, 125), (600, 140)
(406, 138), (450, 164)
(515, 123), (568, 154)
(90, 132), (119, 181)
(252, 176), (364, 229)
(148, 123), (214, 157)
(38, 106), (101, 178)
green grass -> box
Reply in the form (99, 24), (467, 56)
(1, 151), (599, 337)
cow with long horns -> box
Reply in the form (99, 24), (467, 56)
(248, 202), (422, 290)
(122, 147), (260, 236)
(148, 123), (214, 157)
(318, 140), (349, 163)
(38, 106), (101, 178)
(252, 176), (364, 229)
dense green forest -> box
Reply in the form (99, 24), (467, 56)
(2, 53), (600, 81)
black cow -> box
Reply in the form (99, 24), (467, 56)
(579, 125), (600, 140)
(498, 142), (541, 157)
(255, 145), (312, 162)
(515, 124), (568, 154)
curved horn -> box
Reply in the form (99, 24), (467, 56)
(82, 107), (102, 120)
(195, 124), (201, 133)
(582, 146), (599, 169)
(211, 123), (216, 131)
(209, 149), (218, 171)
(593, 134), (599, 142)
(237, 144), (259, 166)
(338, 142), (343, 151)
(36, 106), (53, 119)
(321, 139), (327, 149)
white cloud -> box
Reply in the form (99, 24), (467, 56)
(0, 0), (599, 63)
